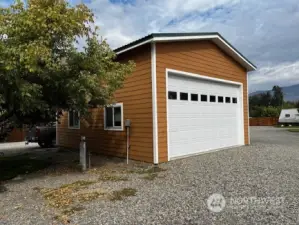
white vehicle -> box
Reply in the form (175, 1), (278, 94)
(279, 108), (299, 124)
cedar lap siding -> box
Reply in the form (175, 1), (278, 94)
(156, 41), (250, 162)
(58, 33), (256, 164)
(58, 44), (154, 163)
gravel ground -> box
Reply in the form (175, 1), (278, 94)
(1, 127), (299, 225)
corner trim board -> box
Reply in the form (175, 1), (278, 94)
(151, 42), (159, 164)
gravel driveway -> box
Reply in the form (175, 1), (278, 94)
(1, 127), (299, 225)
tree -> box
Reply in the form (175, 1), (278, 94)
(271, 86), (284, 107)
(0, 0), (135, 128)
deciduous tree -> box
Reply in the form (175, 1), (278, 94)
(0, 0), (134, 128)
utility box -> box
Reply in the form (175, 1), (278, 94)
(125, 119), (131, 127)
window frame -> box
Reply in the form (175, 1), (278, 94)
(104, 103), (124, 131)
(68, 110), (80, 129)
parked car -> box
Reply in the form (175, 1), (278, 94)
(26, 124), (56, 148)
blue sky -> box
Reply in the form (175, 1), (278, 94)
(1, 0), (299, 92)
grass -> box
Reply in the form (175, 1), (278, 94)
(288, 128), (299, 132)
(37, 180), (99, 208)
(0, 155), (51, 181)
(98, 174), (128, 182)
(128, 166), (167, 181)
(128, 166), (166, 174)
(109, 188), (137, 201)
(142, 173), (158, 180)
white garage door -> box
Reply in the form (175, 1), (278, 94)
(167, 72), (244, 159)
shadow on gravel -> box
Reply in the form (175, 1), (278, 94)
(0, 154), (52, 181)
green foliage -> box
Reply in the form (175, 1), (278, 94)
(249, 85), (285, 117)
(260, 106), (281, 117)
(0, 0), (135, 126)
(271, 86), (284, 107)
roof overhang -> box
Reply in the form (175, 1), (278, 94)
(114, 33), (257, 72)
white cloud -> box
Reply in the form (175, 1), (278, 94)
(83, 0), (299, 93)
(249, 61), (299, 92)
(3, 0), (299, 92)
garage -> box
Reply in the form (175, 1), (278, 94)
(167, 71), (244, 159)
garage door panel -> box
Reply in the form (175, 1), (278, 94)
(167, 73), (243, 159)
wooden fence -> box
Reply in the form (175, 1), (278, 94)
(6, 128), (26, 142)
(249, 117), (279, 126)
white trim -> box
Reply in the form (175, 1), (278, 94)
(166, 68), (245, 161)
(116, 35), (256, 71)
(247, 73), (251, 145)
(68, 111), (80, 130)
(167, 69), (243, 86)
(151, 42), (159, 164)
(116, 39), (152, 55)
(240, 83), (245, 145)
(103, 102), (124, 131)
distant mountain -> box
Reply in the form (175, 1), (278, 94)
(250, 84), (299, 102)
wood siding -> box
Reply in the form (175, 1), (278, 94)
(58, 44), (154, 163)
(156, 41), (249, 163)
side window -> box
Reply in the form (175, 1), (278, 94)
(68, 111), (80, 129)
(225, 97), (231, 103)
(168, 91), (177, 100)
(104, 103), (123, 130)
(218, 96), (224, 103)
(285, 114), (290, 118)
(232, 97), (238, 104)
(180, 92), (188, 101)
(191, 94), (198, 101)
(201, 95), (208, 102)
(210, 95), (216, 103)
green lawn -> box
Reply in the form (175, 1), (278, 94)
(288, 128), (299, 133)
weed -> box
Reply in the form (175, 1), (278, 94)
(143, 173), (158, 180)
(109, 188), (137, 201)
(98, 174), (128, 182)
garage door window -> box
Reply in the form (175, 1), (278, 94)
(210, 95), (216, 103)
(201, 95), (207, 102)
(168, 91), (177, 100)
(232, 97), (238, 104)
(218, 96), (224, 103)
(180, 92), (188, 101)
(104, 103), (123, 131)
(191, 94), (198, 101)
(225, 97), (231, 103)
